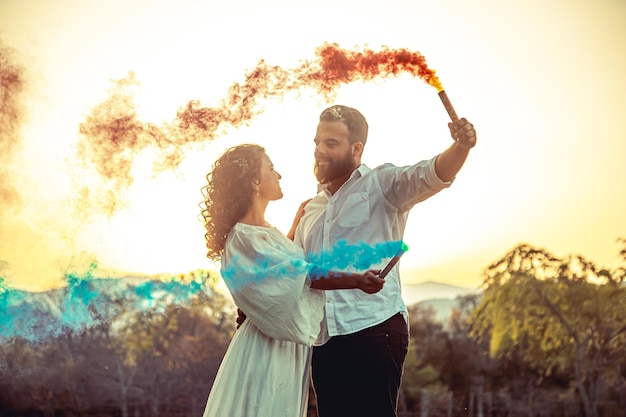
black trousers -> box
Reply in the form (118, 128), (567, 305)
(311, 313), (409, 417)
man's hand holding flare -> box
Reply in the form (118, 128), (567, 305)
(448, 118), (477, 149)
(354, 270), (385, 294)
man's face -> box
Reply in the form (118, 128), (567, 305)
(313, 121), (358, 184)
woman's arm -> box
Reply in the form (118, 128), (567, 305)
(286, 198), (312, 240)
(236, 269), (383, 329)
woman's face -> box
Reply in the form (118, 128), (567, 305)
(256, 153), (283, 201)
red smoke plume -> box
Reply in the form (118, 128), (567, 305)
(0, 39), (27, 210)
(78, 43), (442, 214)
(176, 43), (442, 142)
(77, 73), (171, 214)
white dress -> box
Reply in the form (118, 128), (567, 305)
(202, 223), (325, 417)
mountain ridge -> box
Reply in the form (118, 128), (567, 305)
(0, 277), (482, 342)
(401, 280), (480, 306)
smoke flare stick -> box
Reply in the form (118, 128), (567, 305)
(379, 242), (409, 279)
(438, 90), (459, 122)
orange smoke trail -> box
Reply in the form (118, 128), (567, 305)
(300, 42), (444, 92)
(78, 43), (445, 215)
(177, 43), (444, 140)
(1, 38), (70, 290)
(0, 39), (27, 211)
(77, 72), (172, 214)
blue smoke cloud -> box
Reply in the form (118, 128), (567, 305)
(0, 264), (213, 344)
(222, 239), (407, 291)
(0, 240), (407, 343)
(308, 239), (406, 271)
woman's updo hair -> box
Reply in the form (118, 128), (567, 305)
(201, 144), (266, 260)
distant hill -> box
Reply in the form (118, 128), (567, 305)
(401, 280), (480, 305)
(414, 298), (462, 324)
(401, 281), (481, 324)
(0, 278), (481, 342)
(0, 275), (216, 343)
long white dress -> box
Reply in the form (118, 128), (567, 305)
(202, 223), (325, 417)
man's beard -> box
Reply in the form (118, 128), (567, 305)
(314, 151), (356, 184)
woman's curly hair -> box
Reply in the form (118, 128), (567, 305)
(201, 144), (266, 261)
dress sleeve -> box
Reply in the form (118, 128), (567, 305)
(221, 227), (324, 346)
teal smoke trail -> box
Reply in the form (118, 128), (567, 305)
(0, 266), (212, 344)
(60, 263), (101, 332)
(223, 240), (407, 291)
(134, 277), (206, 308)
(308, 239), (406, 271)
(0, 240), (408, 343)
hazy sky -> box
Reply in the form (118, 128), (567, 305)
(1, 0), (625, 292)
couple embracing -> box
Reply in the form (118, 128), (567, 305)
(200, 104), (476, 417)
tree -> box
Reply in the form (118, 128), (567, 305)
(402, 304), (446, 414)
(0, 268), (236, 416)
(469, 242), (626, 417)
(102, 269), (231, 417)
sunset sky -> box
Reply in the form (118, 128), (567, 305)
(1, 0), (625, 293)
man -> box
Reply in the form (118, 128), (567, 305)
(292, 104), (476, 417)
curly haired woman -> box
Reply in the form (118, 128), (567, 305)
(200, 144), (384, 417)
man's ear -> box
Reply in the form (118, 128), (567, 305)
(352, 142), (364, 158)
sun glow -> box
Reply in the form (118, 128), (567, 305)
(1, 0), (625, 293)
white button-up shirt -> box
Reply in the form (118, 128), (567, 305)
(293, 156), (452, 345)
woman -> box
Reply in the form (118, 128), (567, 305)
(200, 144), (384, 417)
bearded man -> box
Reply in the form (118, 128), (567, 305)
(292, 104), (477, 417)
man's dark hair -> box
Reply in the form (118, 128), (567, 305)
(319, 105), (368, 145)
